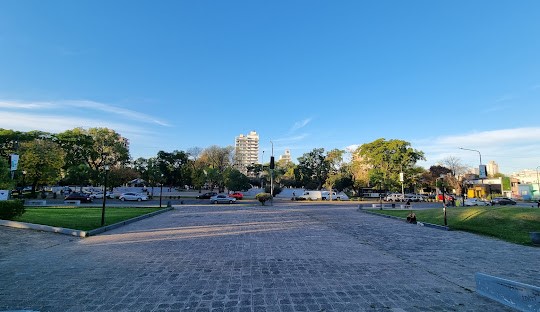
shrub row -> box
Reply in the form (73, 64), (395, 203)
(0, 200), (25, 220)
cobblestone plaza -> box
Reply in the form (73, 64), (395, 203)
(1, 203), (538, 311)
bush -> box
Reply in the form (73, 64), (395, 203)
(0, 200), (25, 220)
(255, 193), (272, 206)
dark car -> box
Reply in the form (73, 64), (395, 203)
(196, 192), (217, 199)
(491, 197), (516, 205)
(64, 192), (93, 203)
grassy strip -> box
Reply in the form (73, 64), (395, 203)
(14, 207), (162, 231)
(370, 207), (540, 246)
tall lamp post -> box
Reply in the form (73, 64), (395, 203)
(159, 174), (164, 208)
(536, 165), (540, 200)
(270, 141), (274, 204)
(101, 165), (109, 226)
(459, 147), (484, 198)
(20, 170), (26, 199)
(437, 175), (448, 226)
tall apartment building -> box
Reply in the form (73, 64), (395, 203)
(234, 131), (259, 174)
(487, 160), (499, 176)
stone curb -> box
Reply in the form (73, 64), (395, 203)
(86, 207), (174, 236)
(359, 208), (450, 231)
(0, 219), (88, 237)
(0, 207), (174, 238)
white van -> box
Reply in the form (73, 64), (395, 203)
(298, 191), (323, 201)
(321, 191), (349, 200)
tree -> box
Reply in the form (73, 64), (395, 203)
(297, 148), (330, 190)
(224, 168), (251, 192)
(441, 156), (468, 177)
(324, 149), (345, 192)
(199, 145), (234, 192)
(62, 164), (92, 191)
(19, 139), (65, 194)
(0, 129), (49, 159)
(0, 157), (14, 190)
(56, 127), (130, 185)
(156, 150), (190, 187)
(355, 138), (425, 192)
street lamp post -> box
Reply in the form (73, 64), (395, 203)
(459, 147), (484, 198)
(21, 170), (26, 199)
(160, 183), (163, 208)
(437, 175), (448, 226)
(270, 141), (274, 205)
(101, 165), (109, 226)
(536, 165), (540, 200)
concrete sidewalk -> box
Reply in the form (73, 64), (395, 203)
(0, 203), (537, 311)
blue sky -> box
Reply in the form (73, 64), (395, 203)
(1, 1), (539, 174)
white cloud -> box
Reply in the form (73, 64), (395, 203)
(290, 118), (312, 132)
(412, 127), (540, 173)
(0, 99), (170, 126)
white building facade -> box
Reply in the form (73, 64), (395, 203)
(234, 131), (259, 174)
(279, 149), (292, 163)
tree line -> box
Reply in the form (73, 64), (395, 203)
(0, 127), (483, 196)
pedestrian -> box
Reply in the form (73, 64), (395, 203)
(406, 212), (417, 224)
(292, 192), (296, 201)
(537, 199), (540, 208)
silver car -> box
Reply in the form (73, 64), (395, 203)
(119, 192), (148, 201)
(209, 194), (236, 204)
(464, 198), (490, 206)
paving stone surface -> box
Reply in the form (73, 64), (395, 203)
(1, 203), (538, 312)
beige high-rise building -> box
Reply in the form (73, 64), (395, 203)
(234, 131), (259, 174)
(487, 160), (499, 176)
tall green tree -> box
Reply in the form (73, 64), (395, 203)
(297, 148), (330, 190)
(19, 139), (65, 193)
(224, 168), (251, 192)
(199, 145), (234, 192)
(0, 157), (14, 190)
(56, 127), (130, 184)
(355, 138), (425, 192)
(156, 150), (191, 187)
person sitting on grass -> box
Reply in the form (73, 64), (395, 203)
(406, 212), (417, 224)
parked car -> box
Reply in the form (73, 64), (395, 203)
(229, 192), (243, 200)
(490, 197), (517, 205)
(90, 192), (115, 199)
(464, 198), (490, 206)
(196, 192), (217, 199)
(384, 193), (404, 202)
(119, 192), (148, 201)
(210, 194), (236, 204)
(64, 192), (93, 203)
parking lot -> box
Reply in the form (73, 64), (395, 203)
(1, 202), (538, 311)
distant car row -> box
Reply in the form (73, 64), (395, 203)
(464, 197), (517, 206)
(384, 193), (428, 202)
(64, 192), (148, 202)
(196, 192), (243, 200)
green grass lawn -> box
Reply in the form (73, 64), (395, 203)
(14, 207), (162, 231)
(371, 206), (540, 246)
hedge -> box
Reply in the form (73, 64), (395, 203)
(0, 200), (25, 220)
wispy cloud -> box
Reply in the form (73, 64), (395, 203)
(412, 127), (540, 173)
(0, 99), (169, 126)
(494, 95), (514, 103)
(273, 134), (309, 144)
(289, 118), (312, 133)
